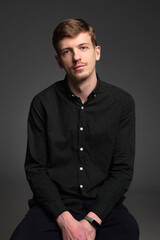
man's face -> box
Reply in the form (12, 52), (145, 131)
(55, 32), (101, 82)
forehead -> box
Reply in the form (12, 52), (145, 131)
(58, 32), (92, 50)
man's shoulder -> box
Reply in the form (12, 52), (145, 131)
(31, 79), (65, 103)
(100, 80), (134, 102)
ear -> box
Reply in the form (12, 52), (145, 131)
(55, 55), (64, 69)
(95, 46), (101, 61)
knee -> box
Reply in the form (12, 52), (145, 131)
(10, 231), (17, 240)
(10, 229), (21, 240)
(123, 218), (140, 240)
(10, 224), (28, 240)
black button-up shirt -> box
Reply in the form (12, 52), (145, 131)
(25, 76), (135, 221)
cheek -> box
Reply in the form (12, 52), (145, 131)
(89, 53), (97, 65)
(61, 57), (72, 68)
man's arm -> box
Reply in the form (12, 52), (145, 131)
(90, 93), (136, 220)
(25, 95), (67, 219)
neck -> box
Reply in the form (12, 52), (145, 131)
(67, 72), (97, 104)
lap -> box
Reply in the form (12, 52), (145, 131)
(10, 200), (139, 240)
(96, 204), (139, 240)
(10, 199), (62, 240)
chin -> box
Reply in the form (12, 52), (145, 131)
(73, 72), (90, 82)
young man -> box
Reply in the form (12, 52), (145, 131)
(11, 19), (139, 240)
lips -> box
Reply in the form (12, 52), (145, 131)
(73, 64), (86, 71)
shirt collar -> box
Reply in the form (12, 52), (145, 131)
(64, 74), (101, 100)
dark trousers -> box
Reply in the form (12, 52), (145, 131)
(10, 199), (139, 240)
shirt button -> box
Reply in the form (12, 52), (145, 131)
(94, 94), (97, 98)
(80, 185), (83, 188)
(72, 94), (75, 97)
(80, 127), (83, 131)
(80, 147), (83, 151)
(80, 167), (83, 171)
(81, 106), (84, 110)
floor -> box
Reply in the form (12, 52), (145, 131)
(1, 181), (160, 240)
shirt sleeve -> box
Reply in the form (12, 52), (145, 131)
(90, 93), (136, 221)
(25, 95), (67, 219)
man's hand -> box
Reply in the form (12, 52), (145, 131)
(80, 219), (96, 240)
(80, 212), (102, 240)
(56, 211), (92, 240)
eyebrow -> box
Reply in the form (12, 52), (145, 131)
(79, 43), (90, 46)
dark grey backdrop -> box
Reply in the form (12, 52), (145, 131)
(1, 1), (160, 239)
(1, 0), (160, 205)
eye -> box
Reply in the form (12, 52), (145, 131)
(81, 46), (87, 50)
(62, 49), (70, 56)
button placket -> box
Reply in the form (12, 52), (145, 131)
(78, 104), (85, 192)
(79, 104), (85, 154)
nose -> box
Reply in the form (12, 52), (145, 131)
(72, 49), (81, 62)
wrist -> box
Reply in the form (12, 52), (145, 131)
(84, 215), (101, 230)
(56, 211), (74, 228)
(87, 212), (102, 225)
(84, 212), (102, 230)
